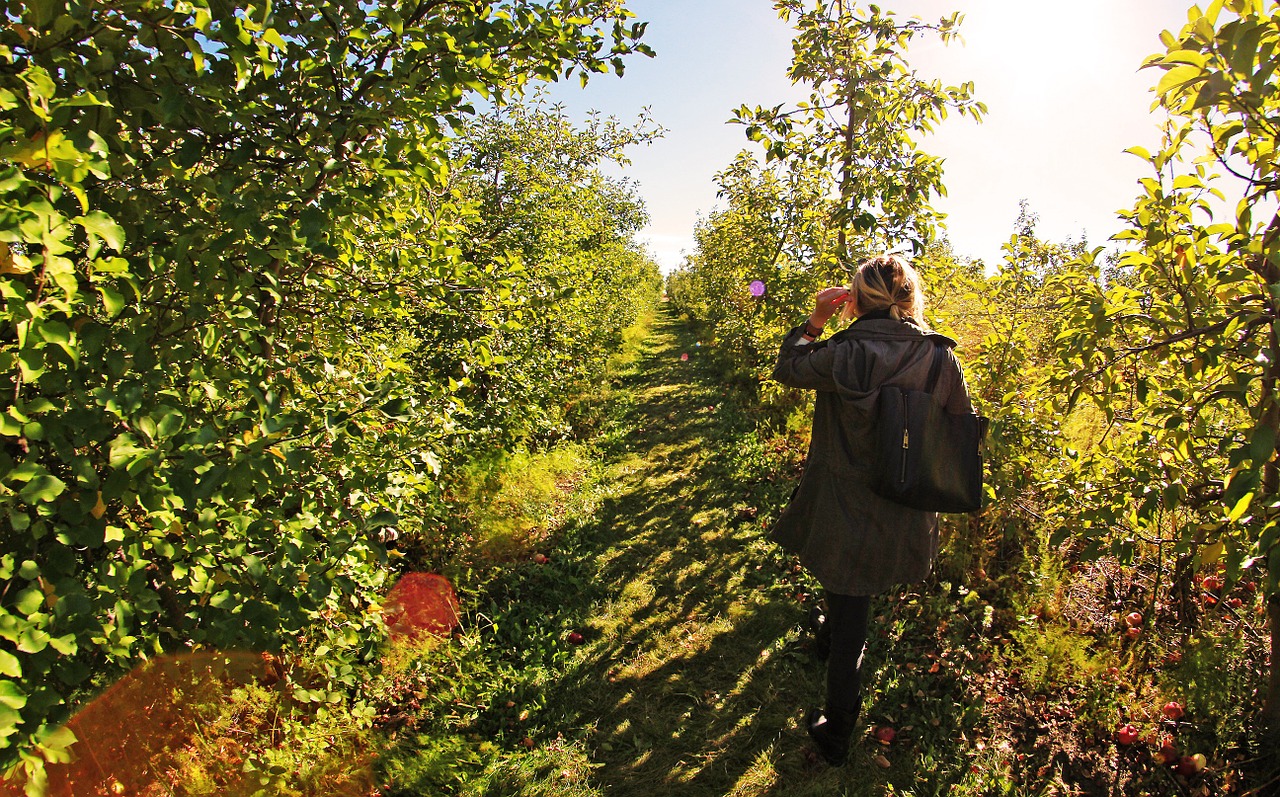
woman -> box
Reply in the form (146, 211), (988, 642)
(769, 254), (972, 767)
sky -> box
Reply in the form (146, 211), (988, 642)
(544, 0), (1202, 272)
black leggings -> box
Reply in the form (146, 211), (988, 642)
(825, 591), (871, 724)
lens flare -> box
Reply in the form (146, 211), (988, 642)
(383, 572), (461, 640)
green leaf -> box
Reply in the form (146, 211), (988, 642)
(1251, 425), (1277, 466)
(0, 681), (25, 710)
(1227, 491), (1255, 522)
(99, 284), (125, 317)
(108, 434), (147, 469)
(0, 650), (19, 678)
(34, 725), (77, 764)
(73, 211), (125, 252)
(1156, 63), (1203, 95)
(18, 474), (66, 504)
(17, 627), (49, 654)
(14, 588), (43, 616)
(262, 28), (288, 52)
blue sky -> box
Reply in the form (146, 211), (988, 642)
(545, 0), (1200, 272)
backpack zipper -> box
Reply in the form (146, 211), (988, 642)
(899, 392), (909, 484)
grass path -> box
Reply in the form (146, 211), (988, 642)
(525, 305), (908, 796)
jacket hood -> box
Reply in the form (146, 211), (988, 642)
(822, 319), (957, 409)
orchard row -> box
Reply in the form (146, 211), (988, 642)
(0, 1), (660, 782)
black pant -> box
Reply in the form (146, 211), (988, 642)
(824, 590), (871, 727)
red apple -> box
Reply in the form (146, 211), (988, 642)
(1175, 755), (1202, 776)
(1125, 612), (1143, 627)
(1227, 597), (1243, 609)
(1116, 724), (1140, 746)
(874, 726), (897, 744)
(1162, 701), (1184, 721)
(567, 631), (585, 645)
(1157, 736), (1179, 765)
(1125, 626), (1142, 639)
(1202, 574), (1224, 592)
(533, 553), (548, 564)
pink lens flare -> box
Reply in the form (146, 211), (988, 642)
(749, 280), (766, 297)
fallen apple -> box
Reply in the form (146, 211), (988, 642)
(533, 553), (549, 564)
(1116, 724), (1140, 746)
(1125, 611), (1143, 627)
(1202, 574), (1223, 592)
(567, 631), (585, 645)
(1161, 701), (1184, 721)
(874, 726), (897, 744)
(1125, 626), (1142, 639)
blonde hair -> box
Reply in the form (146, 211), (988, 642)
(839, 254), (928, 328)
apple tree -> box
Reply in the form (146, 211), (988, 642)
(733, 0), (984, 261)
(0, 0), (652, 781)
(1047, 0), (1280, 725)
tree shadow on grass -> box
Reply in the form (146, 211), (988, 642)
(524, 306), (987, 797)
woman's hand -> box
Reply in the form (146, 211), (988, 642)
(808, 287), (850, 332)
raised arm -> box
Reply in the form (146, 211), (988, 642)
(771, 287), (849, 391)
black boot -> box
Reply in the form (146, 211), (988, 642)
(805, 707), (853, 767)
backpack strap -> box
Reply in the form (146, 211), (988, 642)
(924, 339), (948, 393)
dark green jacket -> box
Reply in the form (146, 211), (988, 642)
(768, 316), (973, 596)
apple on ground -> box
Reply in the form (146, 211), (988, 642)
(1125, 612), (1143, 627)
(1116, 724), (1140, 746)
(1175, 753), (1207, 776)
(1161, 701), (1184, 721)
(567, 631), (585, 645)
(874, 726), (896, 744)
